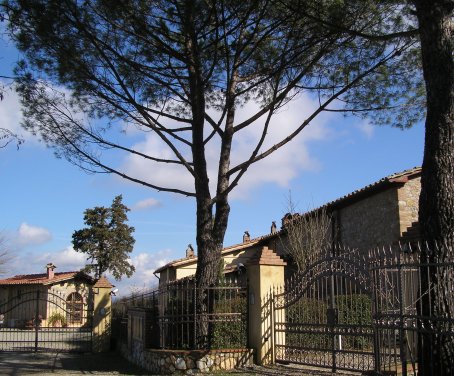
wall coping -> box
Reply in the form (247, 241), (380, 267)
(143, 348), (251, 355)
(248, 246), (287, 266)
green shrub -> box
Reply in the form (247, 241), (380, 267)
(284, 294), (373, 350)
(47, 312), (67, 327)
(285, 297), (328, 348)
(337, 293), (373, 350)
(211, 294), (247, 349)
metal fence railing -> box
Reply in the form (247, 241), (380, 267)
(112, 278), (248, 350)
(271, 242), (454, 375)
(369, 242), (454, 376)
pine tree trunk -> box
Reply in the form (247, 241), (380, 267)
(413, 1), (454, 374)
(193, 196), (227, 348)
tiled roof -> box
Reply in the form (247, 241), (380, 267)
(93, 276), (114, 289)
(321, 167), (421, 211)
(0, 271), (91, 286)
(155, 167), (421, 274)
(154, 235), (274, 273)
(279, 167), (421, 229)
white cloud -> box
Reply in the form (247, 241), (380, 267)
(108, 249), (172, 295)
(120, 93), (335, 200)
(0, 83), (41, 145)
(51, 246), (87, 270)
(227, 96), (331, 198)
(132, 198), (161, 211)
(27, 246), (86, 271)
(0, 84), (23, 136)
(5, 245), (86, 278)
(16, 223), (52, 246)
(355, 120), (375, 139)
(121, 135), (194, 193)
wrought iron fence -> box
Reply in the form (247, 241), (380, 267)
(273, 246), (375, 373)
(272, 242), (454, 375)
(369, 242), (454, 376)
(113, 278), (248, 350)
(0, 289), (93, 352)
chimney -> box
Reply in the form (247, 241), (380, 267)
(243, 231), (250, 243)
(271, 221), (277, 234)
(186, 244), (195, 258)
(46, 263), (56, 279)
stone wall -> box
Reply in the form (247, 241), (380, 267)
(337, 187), (401, 251)
(121, 341), (254, 374)
(397, 176), (421, 234)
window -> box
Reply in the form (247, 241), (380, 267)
(66, 292), (83, 324)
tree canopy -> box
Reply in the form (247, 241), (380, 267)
(4, 0), (454, 359)
(2, 0), (420, 290)
(72, 195), (135, 281)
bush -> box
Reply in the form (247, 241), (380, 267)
(286, 297), (329, 349)
(211, 294), (247, 349)
(337, 293), (373, 350)
(47, 312), (67, 327)
(284, 294), (373, 350)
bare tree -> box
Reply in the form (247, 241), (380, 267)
(281, 194), (331, 272)
(0, 232), (12, 275)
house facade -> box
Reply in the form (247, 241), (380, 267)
(0, 263), (112, 328)
(154, 167), (422, 285)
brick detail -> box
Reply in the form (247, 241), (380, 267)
(399, 221), (421, 243)
(93, 276), (113, 288)
(248, 246), (287, 266)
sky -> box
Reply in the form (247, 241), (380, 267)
(0, 26), (425, 296)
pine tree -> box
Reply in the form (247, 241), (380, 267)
(72, 195), (135, 281)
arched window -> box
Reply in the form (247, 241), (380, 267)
(66, 292), (83, 324)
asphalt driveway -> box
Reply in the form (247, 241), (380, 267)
(0, 351), (149, 375)
(0, 352), (361, 375)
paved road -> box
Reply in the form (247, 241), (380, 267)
(0, 352), (361, 375)
(0, 351), (149, 375)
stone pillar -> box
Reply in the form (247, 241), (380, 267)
(247, 246), (286, 365)
(92, 277), (113, 352)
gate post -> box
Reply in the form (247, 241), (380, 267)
(92, 277), (113, 352)
(247, 246), (286, 365)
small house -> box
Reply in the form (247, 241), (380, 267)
(0, 263), (112, 328)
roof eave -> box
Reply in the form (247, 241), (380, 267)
(154, 234), (280, 274)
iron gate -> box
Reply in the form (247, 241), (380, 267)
(0, 289), (93, 352)
(273, 247), (376, 372)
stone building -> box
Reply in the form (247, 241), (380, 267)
(154, 167), (422, 284)
(326, 167), (421, 250)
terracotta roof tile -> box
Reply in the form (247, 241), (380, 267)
(248, 246), (287, 266)
(93, 276), (113, 289)
(0, 271), (85, 286)
(322, 167), (421, 211)
(0, 271), (94, 286)
(154, 235), (271, 273)
(282, 167), (422, 228)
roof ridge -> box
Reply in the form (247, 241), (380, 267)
(295, 166), (422, 218)
(154, 166), (421, 274)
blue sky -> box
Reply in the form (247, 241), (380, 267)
(0, 28), (425, 296)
